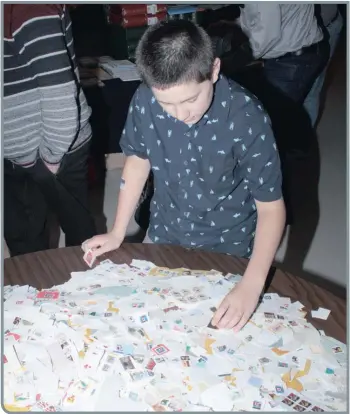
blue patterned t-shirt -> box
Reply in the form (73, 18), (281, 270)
(120, 75), (282, 258)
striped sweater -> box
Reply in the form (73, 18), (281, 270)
(3, 4), (92, 166)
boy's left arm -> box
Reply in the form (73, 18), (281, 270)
(213, 98), (286, 331)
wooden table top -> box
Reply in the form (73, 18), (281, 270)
(4, 244), (347, 344)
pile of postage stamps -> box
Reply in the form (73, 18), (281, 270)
(3, 259), (347, 411)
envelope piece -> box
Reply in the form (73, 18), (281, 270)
(200, 383), (235, 411)
(311, 307), (331, 320)
(130, 259), (156, 270)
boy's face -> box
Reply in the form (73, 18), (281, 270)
(152, 58), (221, 125)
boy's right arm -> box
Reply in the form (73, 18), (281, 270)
(112, 155), (150, 239)
(82, 86), (150, 258)
(83, 155), (150, 257)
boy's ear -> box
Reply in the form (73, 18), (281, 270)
(211, 58), (221, 84)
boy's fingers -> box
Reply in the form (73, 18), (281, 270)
(218, 307), (240, 329)
(92, 241), (120, 258)
(83, 236), (104, 251)
(212, 301), (228, 326)
(90, 245), (109, 258)
(81, 240), (90, 253)
(233, 314), (248, 333)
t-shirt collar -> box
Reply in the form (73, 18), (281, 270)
(191, 74), (231, 129)
(151, 74), (230, 132)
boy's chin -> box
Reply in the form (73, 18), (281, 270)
(185, 115), (202, 125)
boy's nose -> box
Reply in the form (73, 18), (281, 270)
(175, 107), (189, 122)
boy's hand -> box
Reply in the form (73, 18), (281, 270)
(212, 278), (263, 332)
(82, 231), (124, 258)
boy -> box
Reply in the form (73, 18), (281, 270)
(83, 21), (286, 331)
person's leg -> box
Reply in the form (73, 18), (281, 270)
(32, 141), (97, 247)
(262, 59), (299, 102)
(303, 13), (344, 126)
(302, 68), (325, 127)
(55, 141), (97, 246)
(4, 160), (49, 256)
(262, 40), (329, 160)
(328, 12), (344, 58)
(263, 40), (330, 104)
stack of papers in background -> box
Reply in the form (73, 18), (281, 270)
(98, 57), (141, 82)
(3, 260), (347, 412)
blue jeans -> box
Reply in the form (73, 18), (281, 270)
(303, 12), (344, 126)
(262, 39), (330, 105)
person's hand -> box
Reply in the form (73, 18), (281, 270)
(212, 277), (263, 332)
(43, 161), (60, 175)
(82, 231), (124, 258)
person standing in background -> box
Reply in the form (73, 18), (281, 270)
(239, 3), (330, 104)
(303, 4), (343, 127)
(3, 4), (96, 256)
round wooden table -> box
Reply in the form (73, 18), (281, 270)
(4, 244), (346, 343)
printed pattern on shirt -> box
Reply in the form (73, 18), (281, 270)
(120, 75), (282, 257)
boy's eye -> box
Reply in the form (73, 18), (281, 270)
(188, 97), (197, 103)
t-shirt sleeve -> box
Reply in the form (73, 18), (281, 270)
(234, 96), (283, 202)
(119, 87), (148, 159)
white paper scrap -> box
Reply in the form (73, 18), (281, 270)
(311, 307), (331, 320)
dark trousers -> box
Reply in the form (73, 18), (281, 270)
(227, 46), (328, 226)
(261, 40), (330, 219)
(4, 141), (96, 257)
(262, 39), (330, 104)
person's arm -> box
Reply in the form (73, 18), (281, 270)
(236, 97), (286, 271)
(112, 88), (151, 237)
(213, 199), (285, 331)
(212, 93), (285, 331)
(82, 87), (151, 256)
(26, 5), (92, 169)
(111, 155), (151, 239)
(244, 198), (285, 285)
(239, 3), (282, 59)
